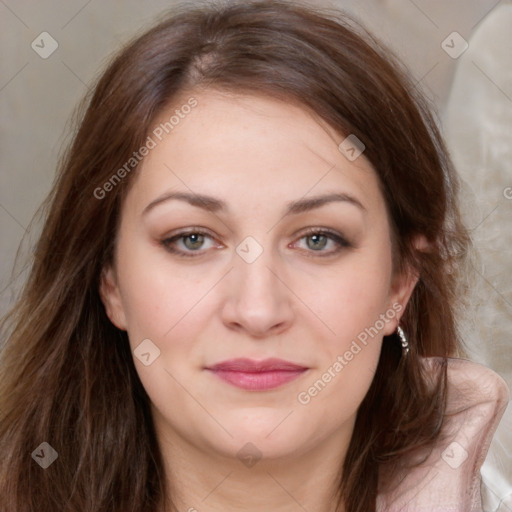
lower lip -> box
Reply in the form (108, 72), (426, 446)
(208, 369), (308, 390)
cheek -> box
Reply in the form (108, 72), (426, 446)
(295, 268), (387, 426)
(303, 254), (393, 343)
(115, 237), (212, 344)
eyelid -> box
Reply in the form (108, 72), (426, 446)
(291, 227), (352, 256)
(160, 226), (352, 258)
(160, 227), (223, 258)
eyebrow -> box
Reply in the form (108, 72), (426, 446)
(142, 191), (366, 216)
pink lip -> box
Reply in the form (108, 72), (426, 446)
(206, 358), (309, 391)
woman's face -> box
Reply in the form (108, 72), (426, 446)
(100, 90), (417, 464)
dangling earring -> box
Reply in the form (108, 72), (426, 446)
(397, 326), (409, 356)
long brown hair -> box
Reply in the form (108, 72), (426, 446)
(0, 1), (470, 511)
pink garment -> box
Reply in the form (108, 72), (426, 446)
(377, 357), (509, 512)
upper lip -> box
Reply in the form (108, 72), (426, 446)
(207, 358), (308, 372)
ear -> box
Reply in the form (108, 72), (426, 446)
(383, 235), (427, 335)
(99, 266), (128, 331)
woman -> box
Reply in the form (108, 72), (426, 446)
(0, 1), (508, 511)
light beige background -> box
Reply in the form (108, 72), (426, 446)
(1, 0), (511, 509)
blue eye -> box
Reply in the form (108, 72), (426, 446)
(294, 228), (352, 256)
(180, 233), (207, 250)
(161, 229), (219, 257)
(160, 227), (351, 258)
(306, 233), (329, 250)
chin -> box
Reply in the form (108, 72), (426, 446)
(217, 413), (309, 457)
(209, 434), (303, 465)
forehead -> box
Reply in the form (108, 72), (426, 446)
(125, 89), (385, 216)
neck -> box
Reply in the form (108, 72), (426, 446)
(154, 422), (350, 512)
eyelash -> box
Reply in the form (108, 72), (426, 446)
(160, 227), (352, 258)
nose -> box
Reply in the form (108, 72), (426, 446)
(220, 245), (295, 338)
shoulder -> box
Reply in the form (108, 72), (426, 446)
(377, 357), (509, 512)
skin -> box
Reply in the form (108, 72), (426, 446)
(100, 90), (419, 512)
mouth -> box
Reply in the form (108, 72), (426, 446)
(205, 358), (309, 391)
